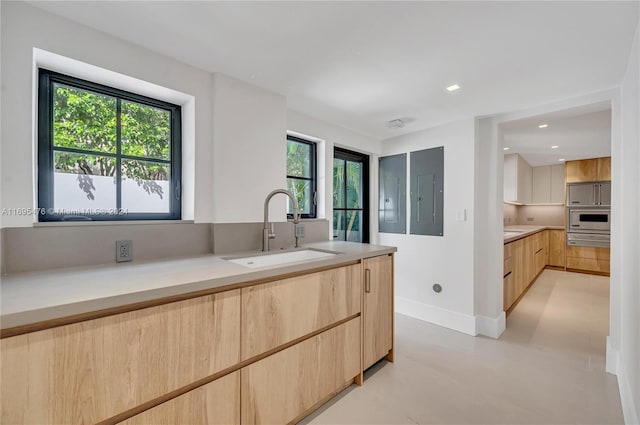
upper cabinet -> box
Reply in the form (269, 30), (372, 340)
(565, 157), (611, 183)
(531, 164), (565, 204)
(504, 153), (532, 204)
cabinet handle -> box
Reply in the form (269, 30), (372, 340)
(365, 269), (371, 293)
(504, 271), (512, 278)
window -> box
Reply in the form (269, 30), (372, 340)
(38, 69), (181, 221)
(286, 135), (317, 218)
(333, 147), (369, 243)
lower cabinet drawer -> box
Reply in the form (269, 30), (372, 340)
(241, 318), (361, 425)
(118, 372), (240, 425)
(566, 257), (610, 273)
(503, 271), (516, 310)
(503, 257), (512, 276)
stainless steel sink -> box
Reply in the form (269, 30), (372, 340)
(503, 231), (524, 237)
(224, 249), (338, 269)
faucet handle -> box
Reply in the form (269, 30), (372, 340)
(268, 222), (276, 239)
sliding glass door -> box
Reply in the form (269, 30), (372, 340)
(333, 147), (369, 243)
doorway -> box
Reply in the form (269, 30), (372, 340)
(333, 147), (369, 243)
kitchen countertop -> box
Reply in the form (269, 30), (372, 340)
(504, 225), (565, 244)
(0, 241), (396, 333)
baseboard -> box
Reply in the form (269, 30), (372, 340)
(475, 312), (506, 339)
(617, 356), (639, 425)
(395, 296), (477, 336)
(606, 337), (619, 375)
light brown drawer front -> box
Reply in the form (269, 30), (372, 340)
(566, 246), (610, 260)
(503, 257), (512, 276)
(241, 318), (360, 425)
(566, 257), (610, 273)
(503, 271), (516, 310)
(241, 264), (361, 360)
(504, 243), (513, 259)
(118, 372), (240, 425)
(1, 291), (241, 425)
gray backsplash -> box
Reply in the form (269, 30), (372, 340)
(1, 219), (330, 274)
(503, 203), (565, 227)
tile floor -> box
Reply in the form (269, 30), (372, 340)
(301, 270), (623, 424)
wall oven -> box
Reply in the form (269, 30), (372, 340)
(568, 209), (611, 234)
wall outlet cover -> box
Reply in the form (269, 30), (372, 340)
(116, 240), (133, 262)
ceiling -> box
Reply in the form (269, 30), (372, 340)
(29, 1), (639, 141)
(501, 102), (611, 167)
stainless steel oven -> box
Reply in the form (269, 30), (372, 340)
(568, 208), (611, 234)
(567, 232), (610, 248)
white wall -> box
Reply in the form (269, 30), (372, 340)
(211, 73), (287, 223)
(287, 109), (382, 242)
(378, 119), (478, 335)
(0, 1), (214, 226)
(614, 18), (640, 425)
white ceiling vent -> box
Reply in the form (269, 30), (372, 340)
(386, 117), (414, 129)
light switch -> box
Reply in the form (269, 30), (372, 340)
(456, 209), (467, 222)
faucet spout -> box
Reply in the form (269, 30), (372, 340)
(263, 189), (300, 252)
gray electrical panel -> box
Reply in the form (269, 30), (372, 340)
(410, 147), (444, 236)
(379, 153), (406, 234)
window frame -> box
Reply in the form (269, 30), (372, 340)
(37, 69), (182, 222)
(333, 146), (370, 243)
(286, 134), (317, 219)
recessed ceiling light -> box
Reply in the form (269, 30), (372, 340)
(538, 124), (548, 128)
(503, 147), (510, 151)
(551, 145), (559, 149)
(446, 84), (460, 92)
(558, 158), (565, 162)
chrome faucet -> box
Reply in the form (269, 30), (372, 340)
(263, 189), (301, 252)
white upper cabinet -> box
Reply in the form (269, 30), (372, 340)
(531, 164), (565, 204)
(504, 153), (532, 204)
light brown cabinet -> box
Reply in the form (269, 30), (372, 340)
(241, 264), (361, 360)
(547, 230), (566, 267)
(504, 230), (548, 311)
(119, 372), (240, 425)
(1, 257), (395, 425)
(1, 291), (241, 425)
(566, 246), (610, 274)
(240, 318), (360, 425)
(363, 254), (394, 370)
(565, 157), (611, 183)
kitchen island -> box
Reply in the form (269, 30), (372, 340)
(1, 241), (396, 425)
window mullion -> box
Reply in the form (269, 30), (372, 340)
(116, 99), (122, 211)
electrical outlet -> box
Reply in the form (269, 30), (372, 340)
(527, 217), (534, 222)
(116, 240), (132, 262)
(295, 223), (305, 238)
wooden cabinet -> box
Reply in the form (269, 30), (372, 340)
(504, 153), (532, 204)
(532, 164), (565, 204)
(241, 318), (360, 425)
(597, 157), (611, 181)
(566, 157), (611, 183)
(504, 230), (549, 311)
(547, 230), (566, 267)
(119, 372), (240, 425)
(363, 255), (394, 370)
(1, 291), (241, 425)
(566, 246), (610, 274)
(241, 264), (361, 360)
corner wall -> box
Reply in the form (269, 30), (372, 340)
(613, 17), (640, 425)
(378, 119), (478, 335)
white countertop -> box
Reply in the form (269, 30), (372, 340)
(0, 241), (396, 331)
(504, 225), (565, 244)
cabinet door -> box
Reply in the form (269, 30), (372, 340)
(503, 154), (517, 202)
(1, 291), (241, 425)
(503, 270), (516, 311)
(241, 264), (361, 360)
(548, 230), (566, 267)
(550, 164), (565, 204)
(566, 159), (597, 183)
(241, 319), (360, 425)
(532, 166), (551, 203)
(597, 157), (611, 181)
(363, 255), (393, 370)
(517, 155), (532, 204)
(118, 372), (240, 425)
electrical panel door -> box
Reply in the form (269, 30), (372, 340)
(378, 154), (406, 234)
(410, 147), (444, 236)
